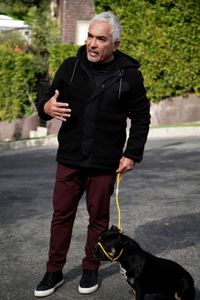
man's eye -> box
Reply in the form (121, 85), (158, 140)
(98, 37), (107, 42)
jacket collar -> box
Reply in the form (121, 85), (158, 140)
(69, 45), (140, 102)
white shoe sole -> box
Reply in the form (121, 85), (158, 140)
(78, 283), (98, 294)
(34, 279), (64, 297)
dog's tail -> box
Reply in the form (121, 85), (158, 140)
(176, 275), (195, 300)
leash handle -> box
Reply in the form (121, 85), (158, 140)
(116, 173), (123, 233)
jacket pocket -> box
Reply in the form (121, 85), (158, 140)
(101, 81), (130, 108)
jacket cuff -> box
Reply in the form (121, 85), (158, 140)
(37, 100), (53, 121)
(123, 150), (143, 163)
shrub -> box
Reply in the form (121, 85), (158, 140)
(0, 46), (41, 120)
(0, 0), (60, 121)
(48, 44), (79, 78)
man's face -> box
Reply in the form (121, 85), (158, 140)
(86, 21), (120, 64)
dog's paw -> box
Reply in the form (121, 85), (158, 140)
(175, 292), (181, 300)
(119, 263), (127, 279)
(129, 289), (136, 300)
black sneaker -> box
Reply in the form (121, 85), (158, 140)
(78, 269), (98, 294)
(34, 271), (64, 297)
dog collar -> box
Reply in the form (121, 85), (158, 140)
(98, 242), (124, 261)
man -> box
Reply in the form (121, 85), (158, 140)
(34, 11), (150, 297)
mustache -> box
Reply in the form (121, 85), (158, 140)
(87, 48), (99, 53)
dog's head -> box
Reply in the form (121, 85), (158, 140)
(94, 225), (124, 261)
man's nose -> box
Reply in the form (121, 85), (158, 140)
(90, 37), (97, 48)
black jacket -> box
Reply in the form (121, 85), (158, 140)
(37, 45), (150, 171)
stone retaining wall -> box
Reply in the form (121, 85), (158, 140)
(0, 113), (40, 141)
(151, 94), (200, 125)
(0, 94), (199, 141)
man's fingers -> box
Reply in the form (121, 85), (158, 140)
(116, 157), (135, 174)
(52, 107), (71, 116)
(116, 165), (124, 173)
(45, 90), (71, 121)
(55, 116), (67, 122)
(52, 105), (71, 112)
(54, 111), (71, 118)
(54, 89), (59, 100)
(116, 167), (132, 174)
(52, 90), (69, 109)
(116, 167), (127, 174)
(55, 102), (70, 108)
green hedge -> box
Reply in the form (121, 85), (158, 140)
(0, 44), (79, 121)
(1, 0), (199, 121)
(94, 0), (200, 101)
(48, 44), (79, 78)
(0, 47), (41, 120)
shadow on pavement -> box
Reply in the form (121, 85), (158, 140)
(134, 212), (200, 254)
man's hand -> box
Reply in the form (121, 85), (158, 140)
(44, 90), (71, 122)
(116, 156), (135, 174)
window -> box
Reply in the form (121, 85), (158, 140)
(76, 20), (90, 45)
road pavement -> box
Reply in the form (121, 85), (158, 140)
(0, 136), (200, 299)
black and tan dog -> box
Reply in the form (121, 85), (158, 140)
(94, 225), (195, 300)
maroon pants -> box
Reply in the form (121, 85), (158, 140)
(46, 163), (116, 272)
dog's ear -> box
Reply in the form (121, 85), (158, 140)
(121, 235), (141, 251)
(110, 225), (120, 233)
(99, 225), (120, 241)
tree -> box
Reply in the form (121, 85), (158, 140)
(0, 0), (45, 19)
(25, 3), (60, 76)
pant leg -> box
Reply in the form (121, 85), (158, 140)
(47, 163), (84, 272)
(82, 169), (116, 270)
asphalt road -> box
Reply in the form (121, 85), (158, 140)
(0, 137), (200, 300)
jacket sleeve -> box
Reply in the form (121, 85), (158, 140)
(123, 69), (151, 163)
(37, 59), (69, 121)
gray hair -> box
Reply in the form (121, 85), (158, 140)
(90, 11), (121, 42)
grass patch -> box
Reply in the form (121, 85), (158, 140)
(151, 122), (200, 128)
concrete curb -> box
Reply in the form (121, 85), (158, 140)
(0, 126), (200, 152)
(0, 135), (58, 152)
(148, 126), (200, 138)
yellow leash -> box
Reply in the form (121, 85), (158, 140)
(116, 173), (123, 233)
(97, 173), (124, 261)
(97, 242), (124, 261)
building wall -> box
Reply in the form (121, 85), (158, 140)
(58, 0), (95, 43)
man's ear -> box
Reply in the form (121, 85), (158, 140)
(113, 40), (120, 51)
